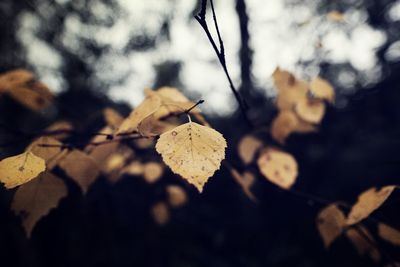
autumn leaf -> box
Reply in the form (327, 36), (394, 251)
(347, 186), (396, 225)
(316, 204), (346, 248)
(143, 162), (164, 183)
(257, 148), (298, 189)
(44, 120), (73, 140)
(156, 121), (226, 192)
(11, 172), (67, 237)
(238, 135), (263, 164)
(378, 223), (400, 246)
(121, 161), (144, 176)
(103, 108), (124, 129)
(0, 151), (46, 189)
(166, 185), (188, 208)
(58, 150), (100, 193)
(230, 168), (257, 202)
(327, 11), (345, 22)
(295, 97), (326, 124)
(310, 77), (335, 103)
(28, 137), (68, 170)
(346, 226), (381, 262)
(151, 201), (170, 225)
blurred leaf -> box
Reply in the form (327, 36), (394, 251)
(378, 223), (400, 246)
(317, 204), (346, 248)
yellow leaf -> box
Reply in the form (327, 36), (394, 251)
(44, 120), (73, 140)
(257, 148), (298, 189)
(316, 204), (346, 248)
(238, 135), (263, 164)
(143, 162), (164, 183)
(272, 68), (296, 92)
(166, 185), (188, 208)
(156, 122), (227, 192)
(346, 226), (381, 262)
(11, 172), (67, 237)
(310, 77), (335, 103)
(378, 223), (400, 246)
(271, 110), (317, 144)
(347, 186), (396, 225)
(0, 151), (46, 189)
(117, 93), (162, 135)
(151, 201), (170, 225)
(103, 108), (124, 129)
(295, 98), (326, 124)
(58, 150), (100, 193)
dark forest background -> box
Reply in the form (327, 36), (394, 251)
(1, 0), (400, 266)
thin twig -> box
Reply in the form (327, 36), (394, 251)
(194, 0), (252, 127)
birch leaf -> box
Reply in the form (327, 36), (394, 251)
(317, 204), (346, 248)
(0, 151), (46, 189)
(295, 98), (326, 124)
(346, 226), (381, 262)
(155, 122), (227, 192)
(238, 135), (263, 164)
(347, 186), (396, 225)
(378, 223), (400, 246)
(257, 148), (298, 189)
(166, 185), (188, 208)
(310, 77), (335, 103)
(11, 172), (67, 237)
(28, 137), (68, 170)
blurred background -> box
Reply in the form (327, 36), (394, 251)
(0, 0), (400, 266)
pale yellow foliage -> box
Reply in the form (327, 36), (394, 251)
(317, 204), (346, 248)
(295, 98), (326, 124)
(29, 137), (68, 170)
(156, 122), (226, 192)
(257, 148), (298, 189)
(310, 77), (335, 103)
(166, 185), (188, 208)
(143, 162), (164, 183)
(378, 223), (400, 246)
(238, 135), (263, 164)
(0, 151), (46, 189)
(347, 186), (396, 225)
(11, 172), (67, 237)
(103, 108), (124, 129)
(122, 161), (144, 176)
(151, 201), (170, 225)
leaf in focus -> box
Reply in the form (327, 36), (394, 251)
(28, 137), (68, 170)
(156, 122), (227, 192)
(346, 226), (381, 262)
(151, 201), (170, 225)
(11, 172), (67, 237)
(58, 150), (100, 193)
(257, 148), (298, 189)
(238, 135), (263, 164)
(310, 77), (335, 103)
(117, 93), (162, 134)
(271, 110), (317, 144)
(0, 151), (46, 189)
(143, 162), (164, 183)
(347, 186), (396, 225)
(295, 98), (326, 124)
(166, 185), (188, 208)
(316, 204), (346, 248)
(230, 168), (257, 202)
(378, 223), (400, 246)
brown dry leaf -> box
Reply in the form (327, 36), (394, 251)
(316, 204), (346, 248)
(295, 98), (326, 124)
(103, 108), (124, 129)
(7, 81), (53, 111)
(238, 135), (263, 164)
(166, 185), (188, 208)
(276, 80), (309, 110)
(378, 223), (400, 246)
(327, 11), (345, 22)
(117, 93), (162, 135)
(310, 77), (335, 103)
(121, 161), (144, 176)
(28, 137), (68, 170)
(257, 148), (298, 189)
(138, 113), (178, 136)
(230, 168), (257, 202)
(272, 68), (296, 92)
(0, 151), (46, 189)
(156, 122), (227, 192)
(346, 226), (381, 262)
(347, 186), (396, 225)
(45, 120), (73, 140)
(0, 69), (34, 92)
(11, 172), (67, 237)
(151, 201), (170, 225)
(58, 150), (100, 193)
(271, 110), (317, 144)
(143, 162), (164, 183)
